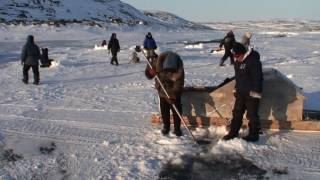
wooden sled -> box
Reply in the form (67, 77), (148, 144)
(151, 68), (320, 131)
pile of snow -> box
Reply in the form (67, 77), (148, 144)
(94, 44), (108, 50)
(259, 31), (299, 37)
(184, 43), (204, 49)
(210, 48), (224, 55)
(49, 60), (60, 68)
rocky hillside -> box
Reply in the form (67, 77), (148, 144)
(0, 0), (210, 29)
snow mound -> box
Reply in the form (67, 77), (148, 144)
(210, 49), (224, 55)
(259, 31), (299, 37)
(94, 44), (108, 50)
(185, 43), (204, 49)
(50, 60), (60, 68)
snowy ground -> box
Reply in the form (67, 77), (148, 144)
(0, 22), (320, 179)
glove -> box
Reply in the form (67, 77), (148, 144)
(250, 91), (262, 99)
(148, 69), (156, 76)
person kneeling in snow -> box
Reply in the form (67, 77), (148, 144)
(223, 42), (263, 142)
(40, 48), (53, 68)
(129, 51), (140, 64)
(145, 51), (185, 136)
(101, 40), (107, 47)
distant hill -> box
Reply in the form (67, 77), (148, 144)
(0, 0), (211, 29)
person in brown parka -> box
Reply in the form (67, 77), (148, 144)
(145, 51), (185, 136)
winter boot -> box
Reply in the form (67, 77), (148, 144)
(222, 132), (238, 141)
(242, 134), (259, 142)
(22, 79), (28, 84)
(161, 129), (170, 135)
(174, 129), (182, 137)
(219, 59), (225, 66)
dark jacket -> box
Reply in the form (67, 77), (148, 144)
(21, 35), (41, 66)
(234, 48), (263, 96)
(143, 35), (157, 50)
(145, 51), (184, 99)
(219, 34), (236, 50)
(108, 34), (120, 53)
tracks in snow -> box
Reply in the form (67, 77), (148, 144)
(0, 104), (154, 145)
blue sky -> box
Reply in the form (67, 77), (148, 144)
(121, 0), (319, 22)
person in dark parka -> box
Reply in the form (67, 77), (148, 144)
(219, 30), (236, 66)
(108, 33), (120, 65)
(145, 51), (185, 136)
(21, 35), (41, 85)
(223, 42), (263, 142)
(143, 32), (157, 61)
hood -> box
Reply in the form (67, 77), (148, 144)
(163, 52), (181, 70)
(26, 35), (34, 44)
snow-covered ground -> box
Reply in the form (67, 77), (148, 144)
(0, 21), (320, 179)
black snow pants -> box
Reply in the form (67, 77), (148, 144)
(160, 96), (182, 132)
(220, 48), (234, 65)
(23, 64), (39, 83)
(110, 51), (119, 65)
(229, 94), (261, 136)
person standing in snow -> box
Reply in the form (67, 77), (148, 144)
(219, 30), (236, 66)
(21, 35), (41, 85)
(240, 32), (252, 50)
(108, 33), (120, 65)
(145, 51), (184, 136)
(143, 32), (157, 61)
(223, 42), (263, 142)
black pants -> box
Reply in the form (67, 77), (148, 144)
(23, 65), (39, 83)
(220, 48), (234, 65)
(110, 51), (119, 65)
(229, 94), (261, 136)
(160, 96), (182, 131)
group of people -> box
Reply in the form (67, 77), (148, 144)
(102, 32), (158, 65)
(20, 30), (263, 142)
(145, 31), (263, 142)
